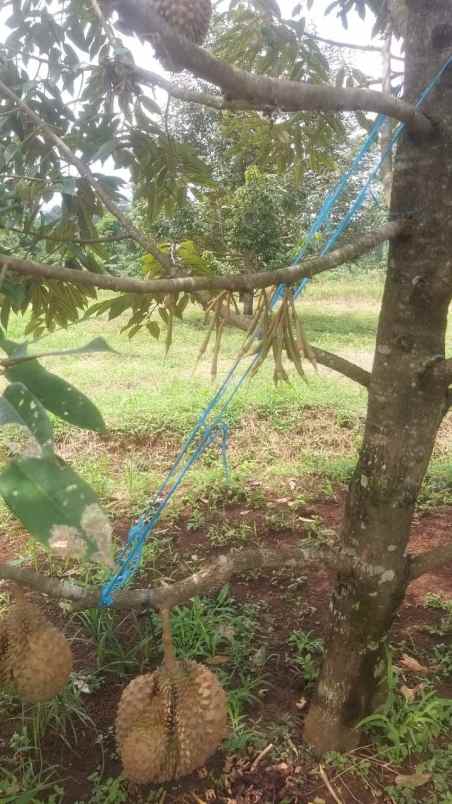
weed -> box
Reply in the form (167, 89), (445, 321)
(207, 521), (254, 547)
(73, 608), (160, 675)
(77, 772), (129, 804)
(432, 643), (452, 678)
(169, 586), (257, 667)
(359, 656), (452, 762)
(288, 630), (325, 685)
(418, 463), (452, 509)
(224, 712), (263, 752)
(424, 592), (452, 635)
(186, 505), (206, 531)
(0, 736), (64, 803)
(22, 675), (96, 749)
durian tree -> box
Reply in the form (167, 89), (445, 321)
(0, 0), (451, 758)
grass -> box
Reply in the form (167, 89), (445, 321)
(0, 270), (449, 518)
(3, 273), (382, 434)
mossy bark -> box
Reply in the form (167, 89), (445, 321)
(304, 0), (452, 754)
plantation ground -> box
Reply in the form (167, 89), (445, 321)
(0, 272), (451, 803)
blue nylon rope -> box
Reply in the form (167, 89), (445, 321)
(99, 55), (452, 606)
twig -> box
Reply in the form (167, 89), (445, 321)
(251, 743), (274, 771)
(318, 764), (344, 804)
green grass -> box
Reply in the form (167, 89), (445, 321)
(3, 273), (383, 433)
(0, 271), (449, 519)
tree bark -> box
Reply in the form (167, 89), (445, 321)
(380, 28), (394, 206)
(304, 0), (452, 754)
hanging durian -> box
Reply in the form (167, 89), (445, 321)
(105, 0), (212, 72)
(0, 589), (73, 703)
(116, 608), (228, 784)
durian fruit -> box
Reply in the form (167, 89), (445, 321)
(0, 591), (73, 703)
(116, 608), (228, 784)
(152, 0), (212, 46)
(111, 0), (212, 72)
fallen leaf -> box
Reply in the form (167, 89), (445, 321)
(207, 655), (230, 665)
(400, 685), (417, 702)
(401, 683), (425, 702)
(399, 654), (430, 674)
(395, 772), (432, 789)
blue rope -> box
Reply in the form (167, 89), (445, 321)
(99, 55), (452, 606)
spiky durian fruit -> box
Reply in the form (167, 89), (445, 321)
(0, 595), (73, 703)
(110, 0), (212, 71)
(116, 609), (228, 783)
(153, 0), (212, 45)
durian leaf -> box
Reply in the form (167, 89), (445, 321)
(1, 338), (105, 431)
(5, 336), (119, 365)
(0, 383), (53, 453)
(0, 455), (99, 551)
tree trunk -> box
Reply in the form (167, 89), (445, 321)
(381, 27), (393, 206)
(304, 0), (452, 754)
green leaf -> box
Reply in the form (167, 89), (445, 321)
(146, 320), (160, 339)
(8, 337), (120, 364)
(0, 455), (101, 553)
(5, 360), (106, 432)
(0, 383), (53, 453)
(91, 139), (116, 163)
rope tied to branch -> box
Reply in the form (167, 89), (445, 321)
(99, 53), (452, 607)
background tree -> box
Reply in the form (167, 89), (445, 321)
(0, 0), (450, 759)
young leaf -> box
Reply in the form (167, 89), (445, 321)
(0, 455), (113, 566)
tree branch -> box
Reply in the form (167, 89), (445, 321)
(311, 347), (370, 388)
(0, 79), (169, 271)
(1, 219), (406, 296)
(408, 544), (452, 581)
(304, 32), (405, 62)
(134, 66), (224, 109)
(0, 541), (365, 610)
(117, 0), (429, 134)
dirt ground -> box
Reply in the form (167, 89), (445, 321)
(0, 491), (451, 803)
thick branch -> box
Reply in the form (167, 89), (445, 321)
(408, 544), (452, 581)
(1, 219), (406, 296)
(133, 66), (296, 113)
(0, 542), (369, 610)
(311, 347), (370, 388)
(119, 0), (429, 134)
(0, 79), (169, 270)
